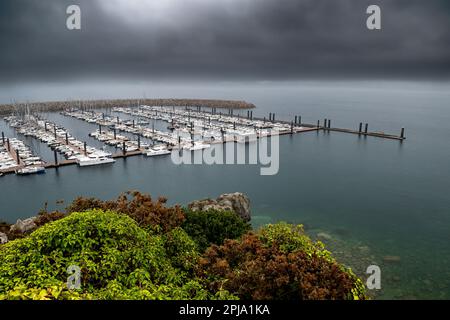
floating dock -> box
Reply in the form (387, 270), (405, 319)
(1, 104), (406, 175)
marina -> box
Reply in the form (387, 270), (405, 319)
(0, 103), (406, 176)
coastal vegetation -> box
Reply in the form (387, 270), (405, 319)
(0, 191), (366, 300)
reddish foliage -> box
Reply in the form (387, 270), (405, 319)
(66, 191), (185, 232)
(197, 233), (360, 300)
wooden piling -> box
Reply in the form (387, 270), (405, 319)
(1, 132), (4, 144)
(83, 142), (87, 155)
(123, 141), (126, 155)
(15, 149), (20, 164)
(364, 123), (368, 134)
(400, 128), (405, 139)
(54, 149), (58, 166)
(359, 122), (363, 134)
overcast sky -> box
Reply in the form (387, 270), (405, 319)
(0, 0), (449, 87)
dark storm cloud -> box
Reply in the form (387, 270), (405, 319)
(0, 0), (449, 83)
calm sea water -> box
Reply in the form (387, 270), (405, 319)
(0, 81), (449, 299)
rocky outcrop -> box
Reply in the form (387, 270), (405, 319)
(10, 217), (37, 234)
(0, 232), (7, 244)
(188, 192), (251, 222)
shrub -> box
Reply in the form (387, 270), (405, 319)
(66, 191), (185, 233)
(0, 210), (175, 296)
(197, 225), (367, 300)
(182, 209), (251, 252)
(162, 227), (199, 272)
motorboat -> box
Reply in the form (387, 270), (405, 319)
(15, 166), (46, 175)
(145, 144), (171, 157)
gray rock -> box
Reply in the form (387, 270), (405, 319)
(0, 232), (7, 244)
(382, 255), (401, 263)
(317, 232), (333, 241)
(10, 217), (37, 234)
(188, 192), (251, 222)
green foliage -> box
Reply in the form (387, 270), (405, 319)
(162, 227), (199, 272)
(258, 223), (332, 260)
(0, 210), (176, 297)
(0, 195), (367, 301)
(182, 209), (251, 252)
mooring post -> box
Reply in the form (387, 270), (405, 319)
(324, 118), (327, 128)
(250, 111), (253, 120)
(123, 141), (126, 155)
(247, 111), (250, 119)
(291, 121), (294, 134)
(1, 132), (4, 144)
(54, 127), (57, 139)
(117, 116), (119, 124)
(231, 109), (234, 117)
(54, 149), (58, 166)
(272, 113), (275, 122)
(359, 122), (363, 134)
(132, 120), (135, 128)
(328, 119), (331, 129)
(44, 122), (47, 131)
(137, 136), (141, 149)
(400, 128), (405, 139)
(364, 123), (368, 134)
(263, 116), (266, 123)
(113, 128), (116, 139)
(294, 116), (297, 124)
(299, 116), (302, 126)
(102, 113), (105, 120)
(233, 122), (236, 130)
(317, 120), (320, 128)
(65, 132), (69, 144)
(15, 149), (20, 164)
(7, 138), (10, 151)
(99, 124), (102, 134)
(84, 141), (87, 155)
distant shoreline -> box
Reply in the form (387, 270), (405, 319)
(0, 98), (256, 115)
